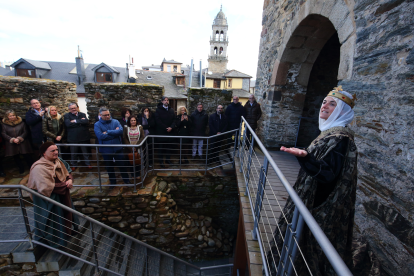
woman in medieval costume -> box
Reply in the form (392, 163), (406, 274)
(27, 142), (79, 248)
(267, 86), (357, 275)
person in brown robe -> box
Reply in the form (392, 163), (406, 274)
(27, 142), (78, 248)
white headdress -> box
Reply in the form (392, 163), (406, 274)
(319, 87), (355, 132)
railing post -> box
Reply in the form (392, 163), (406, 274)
(232, 130), (238, 169)
(277, 206), (302, 276)
(152, 137), (155, 169)
(245, 135), (255, 188)
(146, 138), (149, 172)
(204, 138), (209, 175)
(179, 138), (182, 175)
(18, 188), (34, 249)
(252, 156), (269, 241)
(239, 126), (247, 173)
(140, 146), (144, 188)
(89, 223), (101, 274)
(95, 146), (102, 193)
(132, 147), (137, 193)
(286, 214), (304, 276)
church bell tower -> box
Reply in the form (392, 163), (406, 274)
(208, 6), (228, 73)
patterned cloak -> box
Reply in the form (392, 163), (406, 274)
(267, 126), (358, 276)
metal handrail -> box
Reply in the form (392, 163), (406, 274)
(1, 185), (232, 274)
(238, 116), (353, 276)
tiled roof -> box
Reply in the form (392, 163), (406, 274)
(3, 60), (128, 94)
(205, 72), (225, 79)
(91, 63), (120, 73)
(11, 58), (51, 70)
(232, 89), (252, 98)
(134, 70), (188, 99)
(224, 70), (252, 78)
(161, 59), (182, 64)
(0, 67), (12, 75)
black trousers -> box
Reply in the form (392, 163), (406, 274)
(13, 154), (34, 174)
(245, 127), (257, 149)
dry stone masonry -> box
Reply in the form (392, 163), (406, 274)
(71, 172), (239, 260)
(187, 88), (232, 115)
(255, 0), (414, 274)
(0, 76), (77, 118)
(85, 82), (164, 137)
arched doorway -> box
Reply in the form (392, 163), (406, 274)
(269, 14), (341, 147)
(296, 33), (341, 147)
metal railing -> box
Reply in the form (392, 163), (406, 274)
(236, 117), (352, 276)
(0, 185), (233, 276)
(56, 130), (238, 192)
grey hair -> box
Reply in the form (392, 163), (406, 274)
(161, 96), (169, 101)
(99, 106), (109, 115)
(233, 96), (239, 100)
(68, 102), (77, 108)
(30, 99), (39, 104)
(4, 110), (16, 117)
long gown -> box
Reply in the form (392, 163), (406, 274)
(267, 126), (358, 276)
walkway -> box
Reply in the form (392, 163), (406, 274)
(235, 149), (301, 275)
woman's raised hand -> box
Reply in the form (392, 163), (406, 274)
(280, 146), (308, 157)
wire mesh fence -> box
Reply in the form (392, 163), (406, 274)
(236, 117), (353, 276)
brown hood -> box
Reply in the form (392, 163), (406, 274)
(2, 116), (23, 126)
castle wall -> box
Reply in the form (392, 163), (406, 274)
(0, 76), (77, 119)
(256, 0), (414, 274)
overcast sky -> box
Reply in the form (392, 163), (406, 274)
(0, 0), (263, 79)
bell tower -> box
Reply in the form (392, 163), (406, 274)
(208, 6), (228, 73)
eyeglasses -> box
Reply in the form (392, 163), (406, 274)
(101, 114), (110, 117)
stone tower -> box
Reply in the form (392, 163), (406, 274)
(208, 6), (228, 73)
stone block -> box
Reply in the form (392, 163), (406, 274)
(286, 36), (306, 48)
(281, 49), (310, 63)
(304, 37), (328, 50)
(309, 0), (325, 14)
(338, 34), (356, 80)
(297, 63), (315, 86)
(328, 1), (350, 29)
(338, 16), (355, 44)
(320, 0), (335, 18)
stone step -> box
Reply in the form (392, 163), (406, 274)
(35, 219), (90, 273)
(160, 254), (174, 276)
(59, 223), (104, 276)
(11, 240), (46, 263)
(146, 249), (160, 276)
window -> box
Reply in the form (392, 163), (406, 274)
(173, 65), (177, 72)
(167, 65), (171, 72)
(214, 47), (218, 55)
(220, 31), (224, 41)
(16, 69), (35, 78)
(176, 77), (185, 85)
(146, 76), (152, 80)
(213, 79), (221, 88)
(228, 79), (232, 88)
(219, 47), (223, 55)
(215, 31), (219, 41)
(96, 72), (112, 82)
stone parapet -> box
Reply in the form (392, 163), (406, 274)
(0, 76), (77, 118)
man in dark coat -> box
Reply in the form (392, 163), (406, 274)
(154, 97), (175, 167)
(244, 95), (262, 148)
(225, 96), (246, 148)
(208, 105), (228, 164)
(64, 103), (91, 170)
(25, 99), (45, 149)
(190, 103), (208, 159)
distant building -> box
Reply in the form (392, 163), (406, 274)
(142, 64), (161, 71)
(250, 80), (256, 94)
(208, 6), (229, 74)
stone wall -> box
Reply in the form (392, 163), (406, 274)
(70, 172), (238, 261)
(187, 88), (232, 116)
(84, 83), (164, 136)
(0, 76), (77, 118)
(256, 0), (414, 274)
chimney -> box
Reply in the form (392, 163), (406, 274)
(75, 46), (86, 84)
(75, 57), (86, 84)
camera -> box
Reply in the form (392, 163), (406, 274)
(184, 112), (187, 115)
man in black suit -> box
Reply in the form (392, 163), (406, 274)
(154, 97), (175, 167)
(64, 102), (91, 170)
(208, 105), (228, 164)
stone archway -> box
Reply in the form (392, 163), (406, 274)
(264, 2), (356, 147)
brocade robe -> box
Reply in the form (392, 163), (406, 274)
(268, 126), (358, 276)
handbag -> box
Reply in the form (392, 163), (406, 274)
(128, 151), (141, 165)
